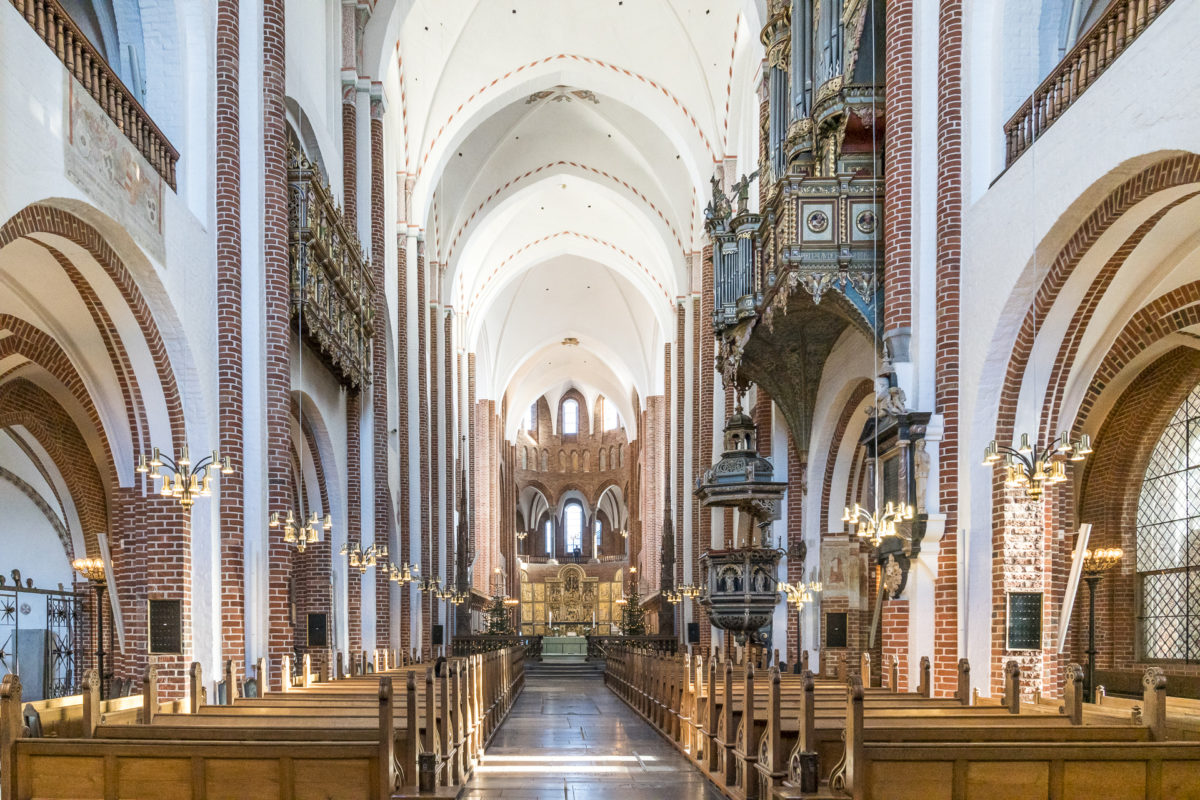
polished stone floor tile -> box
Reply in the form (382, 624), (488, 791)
(463, 668), (723, 799)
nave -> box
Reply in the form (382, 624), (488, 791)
(463, 662), (722, 800)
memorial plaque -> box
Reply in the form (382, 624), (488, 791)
(826, 612), (848, 648)
(1006, 592), (1043, 650)
(148, 599), (182, 654)
(307, 613), (329, 648)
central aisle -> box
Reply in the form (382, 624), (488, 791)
(463, 664), (723, 799)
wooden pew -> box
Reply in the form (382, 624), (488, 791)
(2, 670), (398, 800)
(3, 645), (525, 798)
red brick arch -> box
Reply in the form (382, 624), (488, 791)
(993, 154), (1200, 449)
(0, 379), (108, 556)
(986, 156), (1200, 695)
(0, 314), (120, 493)
(1072, 347), (1200, 679)
(0, 204), (187, 448)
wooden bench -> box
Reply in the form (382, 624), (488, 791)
(605, 646), (1200, 800)
(2, 670), (397, 800)
(2, 645), (526, 798)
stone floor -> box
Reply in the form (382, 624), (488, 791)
(461, 667), (724, 799)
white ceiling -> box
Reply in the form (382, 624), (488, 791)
(373, 0), (766, 433)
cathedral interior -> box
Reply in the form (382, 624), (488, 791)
(2, 0), (1200, 797)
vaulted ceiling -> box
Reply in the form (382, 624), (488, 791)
(371, 0), (766, 433)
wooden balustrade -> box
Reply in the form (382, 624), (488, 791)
(10, 0), (179, 189)
(1004, 0), (1174, 167)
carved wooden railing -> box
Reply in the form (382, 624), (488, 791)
(10, 0), (179, 189)
(451, 635), (542, 661)
(587, 634), (677, 661)
(1004, 0), (1174, 166)
(288, 145), (375, 389)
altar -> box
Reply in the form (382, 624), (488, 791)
(542, 634), (588, 664)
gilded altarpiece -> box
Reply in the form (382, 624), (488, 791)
(519, 564), (624, 635)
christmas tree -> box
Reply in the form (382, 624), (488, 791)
(619, 580), (646, 636)
(485, 595), (513, 635)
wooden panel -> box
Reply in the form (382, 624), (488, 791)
(293, 758), (371, 800)
(117, 756), (193, 799)
(1063, 761), (1144, 800)
(29, 755), (104, 798)
(204, 758), (281, 800)
(1161, 761), (1200, 799)
(966, 761), (1048, 799)
(866, 760), (952, 800)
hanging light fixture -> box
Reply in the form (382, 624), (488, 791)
(341, 541), (386, 575)
(136, 446), (232, 508)
(842, 500), (915, 547)
(780, 578), (822, 607)
(388, 561), (418, 585)
(982, 432), (1091, 501)
(269, 509), (332, 554)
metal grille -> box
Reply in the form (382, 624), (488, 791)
(1138, 384), (1200, 661)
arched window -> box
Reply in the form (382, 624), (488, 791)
(562, 398), (579, 435)
(1137, 383), (1200, 662)
(604, 398), (620, 431)
(564, 502), (584, 554)
(544, 519), (553, 555)
(594, 518), (602, 552)
(528, 402), (537, 431)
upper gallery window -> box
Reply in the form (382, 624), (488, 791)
(562, 398), (579, 436)
(528, 402), (537, 432)
(604, 399), (620, 432)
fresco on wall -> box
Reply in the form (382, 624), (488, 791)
(64, 77), (165, 262)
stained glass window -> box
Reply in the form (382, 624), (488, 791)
(1137, 383), (1200, 662)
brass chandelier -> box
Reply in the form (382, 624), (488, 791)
(388, 561), (418, 585)
(269, 509), (331, 553)
(982, 431), (1092, 500)
(136, 446), (232, 507)
(843, 500), (914, 547)
(341, 541), (386, 574)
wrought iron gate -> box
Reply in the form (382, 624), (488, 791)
(0, 569), (84, 700)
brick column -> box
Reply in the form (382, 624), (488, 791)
(263, 0), (293, 689)
(215, 0), (245, 673)
(882, 598), (910, 690)
(933, 0), (964, 697)
(675, 305), (685, 614)
(444, 311), (455, 627)
(699, 242), (715, 650)
(397, 240), (410, 649)
(342, 84), (357, 223)
(346, 392), (363, 652)
(418, 242), (432, 656)
(370, 89), (390, 649)
(884, 0), (914, 341)
(786, 442), (805, 666)
(692, 292), (708, 651)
